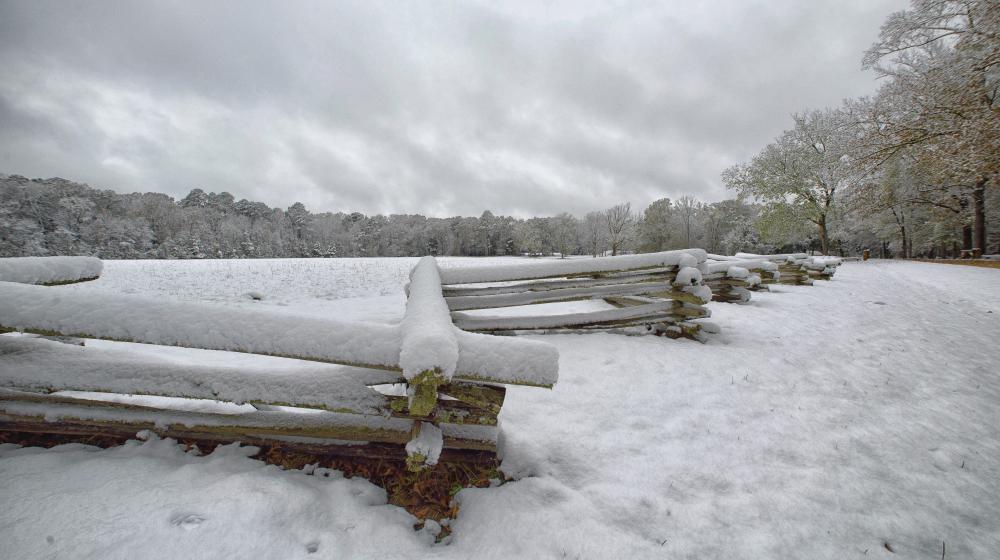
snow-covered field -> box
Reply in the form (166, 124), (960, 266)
(2, 258), (999, 559)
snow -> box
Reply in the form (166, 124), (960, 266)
(0, 398), (420, 438)
(724, 265), (749, 279)
(0, 256), (102, 284)
(452, 301), (674, 331)
(2, 258), (1000, 558)
(681, 283), (713, 304)
(445, 281), (672, 311)
(676, 252), (700, 269)
(731, 252), (839, 275)
(438, 249), (707, 284)
(811, 256), (843, 267)
(0, 436), (428, 558)
(673, 266), (703, 285)
(0, 280), (406, 371)
(399, 257), (459, 381)
(706, 258), (778, 274)
(405, 422), (444, 466)
(0, 259), (560, 386)
(454, 330), (559, 387)
(0, 336), (398, 413)
(706, 259), (779, 289)
(736, 252), (810, 264)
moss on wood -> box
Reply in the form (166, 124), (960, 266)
(407, 369), (446, 418)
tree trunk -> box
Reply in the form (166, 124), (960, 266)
(898, 224), (908, 259)
(972, 179), (986, 253)
(816, 215), (829, 255)
(960, 195), (972, 251)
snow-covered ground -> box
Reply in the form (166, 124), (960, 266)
(2, 258), (999, 559)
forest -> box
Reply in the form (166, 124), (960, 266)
(0, 173), (780, 259)
(2, 169), (995, 261)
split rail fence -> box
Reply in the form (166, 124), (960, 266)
(704, 254), (781, 303)
(440, 249), (714, 340)
(0, 256), (558, 471)
(734, 253), (843, 285)
(0, 249), (837, 474)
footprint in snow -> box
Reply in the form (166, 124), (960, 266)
(305, 541), (320, 554)
(170, 513), (207, 530)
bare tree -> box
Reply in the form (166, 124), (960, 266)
(604, 202), (634, 256)
(581, 211), (606, 257)
(551, 213), (579, 258)
(675, 196), (698, 248)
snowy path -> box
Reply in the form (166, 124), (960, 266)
(483, 261), (1000, 558)
(2, 260), (999, 559)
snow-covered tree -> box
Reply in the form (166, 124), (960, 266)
(604, 202), (634, 256)
(859, 0), (999, 253)
(638, 198), (675, 252)
(723, 108), (858, 254)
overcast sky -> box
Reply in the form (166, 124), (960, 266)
(0, 0), (908, 217)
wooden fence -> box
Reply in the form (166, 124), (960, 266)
(0, 249), (735, 474)
(439, 249), (713, 340)
(733, 253), (807, 285)
(732, 253), (843, 284)
(705, 255), (781, 303)
(0, 256), (558, 471)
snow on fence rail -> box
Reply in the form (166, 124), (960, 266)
(439, 249), (706, 284)
(735, 252), (842, 283)
(735, 252), (810, 285)
(807, 256), (843, 280)
(0, 256), (102, 285)
(0, 256), (559, 472)
(704, 255), (781, 303)
(439, 249), (715, 340)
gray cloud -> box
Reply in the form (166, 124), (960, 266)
(0, 0), (908, 217)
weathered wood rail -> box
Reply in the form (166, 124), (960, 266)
(438, 249), (714, 340)
(0, 256), (559, 474)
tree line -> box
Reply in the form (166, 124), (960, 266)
(0, 174), (792, 260)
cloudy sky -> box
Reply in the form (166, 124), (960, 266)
(0, 0), (908, 217)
